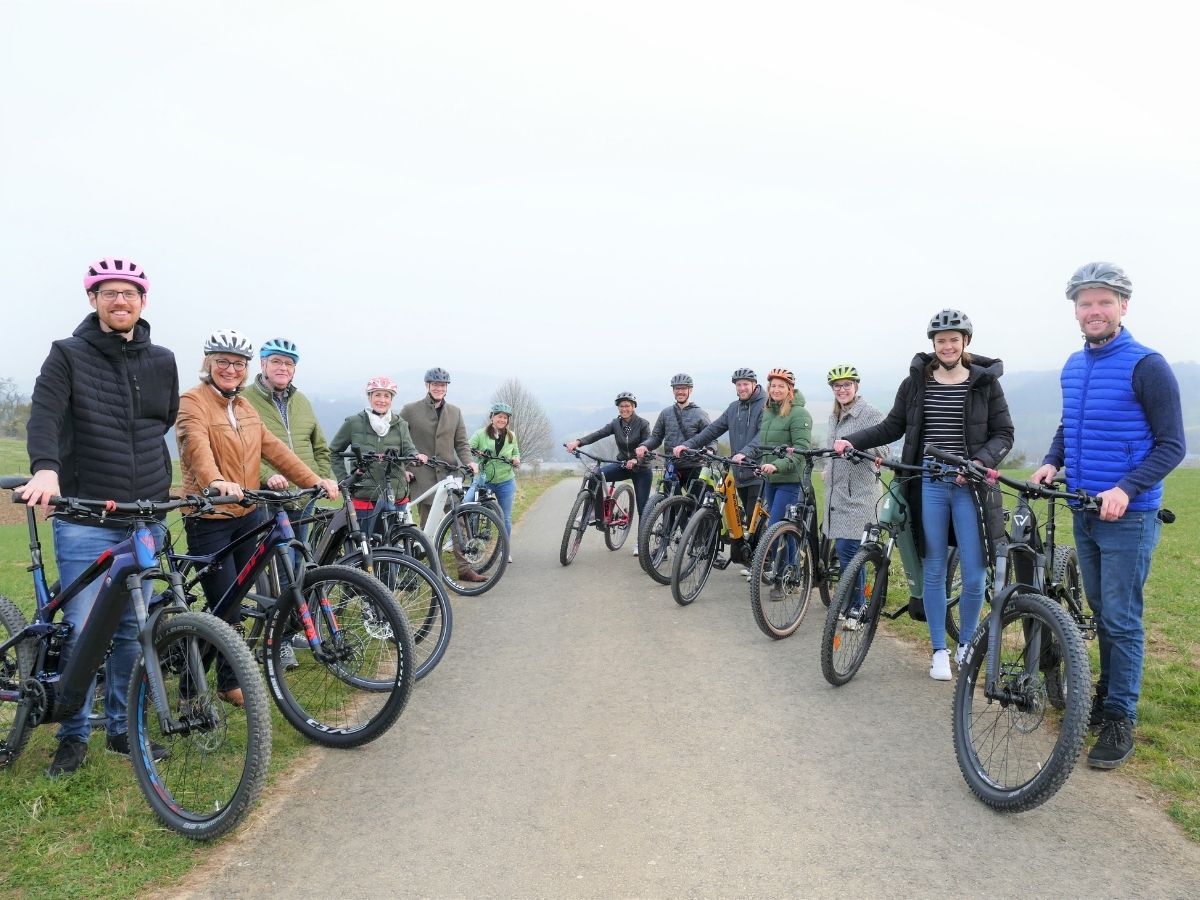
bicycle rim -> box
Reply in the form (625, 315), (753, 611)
(604, 483), (636, 551)
(559, 491), (592, 567)
(128, 611), (270, 840)
(749, 522), (813, 639)
(671, 509), (719, 605)
(267, 565), (415, 748)
(438, 506), (509, 595)
(952, 593), (1090, 811)
(820, 546), (887, 685)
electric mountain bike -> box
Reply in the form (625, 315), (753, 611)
(560, 448), (637, 565)
(637, 451), (700, 585)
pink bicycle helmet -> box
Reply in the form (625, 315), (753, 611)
(366, 376), (399, 395)
(84, 258), (149, 293)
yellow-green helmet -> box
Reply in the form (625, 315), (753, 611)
(826, 364), (860, 385)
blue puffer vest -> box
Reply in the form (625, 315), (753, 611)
(1061, 328), (1160, 510)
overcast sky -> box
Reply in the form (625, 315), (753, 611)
(3, 1), (1197, 412)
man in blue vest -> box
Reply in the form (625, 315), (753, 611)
(1031, 261), (1184, 770)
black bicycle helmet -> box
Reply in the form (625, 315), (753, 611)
(731, 367), (757, 383)
(424, 367), (451, 383)
(614, 391), (638, 407)
(926, 309), (973, 340)
(1066, 261), (1132, 300)
(669, 373), (694, 388)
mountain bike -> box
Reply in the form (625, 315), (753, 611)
(748, 448), (841, 639)
(637, 451), (698, 585)
(927, 446), (1102, 812)
(165, 487), (415, 748)
(560, 447), (637, 565)
(669, 450), (770, 606)
(0, 479), (270, 840)
(820, 450), (965, 686)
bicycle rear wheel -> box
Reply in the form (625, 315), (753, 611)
(437, 505), (509, 595)
(749, 521), (814, 639)
(128, 611), (271, 840)
(952, 592), (1090, 812)
(940, 546), (968, 644)
(336, 548), (451, 680)
(817, 534), (840, 607)
(638, 494), (694, 585)
(820, 545), (888, 685)
(670, 508), (720, 606)
(0, 598), (34, 766)
(604, 483), (636, 551)
(265, 565), (415, 748)
(559, 490), (592, 567)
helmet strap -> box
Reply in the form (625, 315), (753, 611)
(1084, 324), (1122, 346)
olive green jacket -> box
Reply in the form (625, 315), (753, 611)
(329, 411), (418, 501)
(243, 376), (332, 485)
(755, 398), (813, 484)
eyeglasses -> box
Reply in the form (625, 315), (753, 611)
(831, 382), (856, 391)
(96, 289), (142, 301)
(214, 359), (248, 372)
(265, 357), (297, 369)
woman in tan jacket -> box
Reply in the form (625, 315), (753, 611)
(176, 330), (339, 703)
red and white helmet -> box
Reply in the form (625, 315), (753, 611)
(365, 376), (399, 396)
(84, 257), (149, 293)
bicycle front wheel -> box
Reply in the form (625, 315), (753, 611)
(128, 611), (271, 840)
(604, 483), (636, 551)
(638, 494), (694, 585)
(266, 564), (415, 748)
(437, 504), (509, 594)
(0, 598), (34, 766)
(820, 545), (888, 685)
(1044, 546), (1084, 709)
(670, 507), (720, 606)
(336, 548), (452, 681)
(559, 490), (592, 567)
(952, 592), (1090, 812)
(384, 523), (439, 573)
(749, 520), (814, 639)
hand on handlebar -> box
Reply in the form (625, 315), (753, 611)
(15, 469), (59, 512)
(672, 444), (688, 458)
(635, 446), (647, 460)
(760, 463), (777, 475)
(416, 453), (429, 465)
(211, 480), (245, 500)
(624, 459), (635, 470)
(832, 439), (854, 456)
(565, 440), (580, 453)
(1095, 486), (1130, 522)
(511, 456), (520, 469)
(1029, 464), (1058, 486)
(315, 478), (341, 499)
(731, 452), (746, 464)
(265, 474), (289, 490)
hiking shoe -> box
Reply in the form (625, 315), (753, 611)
(48, 739), (88, 778)
(1088, 712), (1134, 769)
(929, 649), (952, 681)
(107, 731), (169, 761)
(1089, 690), (1106, 733)
(280, 642), (300, 671)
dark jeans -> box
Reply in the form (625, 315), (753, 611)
(595, 464), (653, 522)
(185, 508), (270, 625)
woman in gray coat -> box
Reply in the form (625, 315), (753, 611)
(820, 365), (885, 625)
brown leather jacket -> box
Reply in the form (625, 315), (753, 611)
(177, 383), (319, 518)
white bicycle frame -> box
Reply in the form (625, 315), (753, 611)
(397, 473), (466, 540)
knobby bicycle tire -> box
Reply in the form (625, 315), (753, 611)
(820, 545), (889, 685)
(748, 520), (814, 639)
(384, 523), (438, 573)
(128, 610), (271, 840)
(638, 494), (694, 585)
(437, 504), (509, 595)
(1043, 545), (1083, 710)
(670, 507), (720, 606)
(604, 483), (636, 551)
(336, 548), (452, 681)
(952, 592), (1090, 812)
(559, 490), (592, 567)
(264, 564), (415, 748)
(0, 597), (34, 766)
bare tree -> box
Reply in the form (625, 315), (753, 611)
(490, 378), (553, 464)
(0, 377), (30, 439)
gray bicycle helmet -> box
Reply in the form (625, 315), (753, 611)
(731, 367), (757, 383)
(424, 366), (451, 383)
(926, 309), (973, 340)
(203, 329), (254, 359)
(1066, 261), (1132, 301)
(614, 391), (638, 407)
(260, 337), (299, 361)
(669, 373), (694, 388)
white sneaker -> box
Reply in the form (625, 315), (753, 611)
(739, 568), (751, 578)
(508, 554), (514, 564)
(955, 643), (968, 666)
(930, 649), (952, 681)
(632, 548), (639, 556)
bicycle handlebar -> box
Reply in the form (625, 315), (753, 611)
(837, 447), (938, 476)
(923, 445), (1102, 509)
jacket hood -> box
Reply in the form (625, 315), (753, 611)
(908, 351), (1004, 382)
(739, 385), (764, 406)
(74, 313), (152, 358)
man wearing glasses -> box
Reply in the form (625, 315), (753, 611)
(18, 257), (179, 777)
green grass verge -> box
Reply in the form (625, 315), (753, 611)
(0, 439), (571, 898)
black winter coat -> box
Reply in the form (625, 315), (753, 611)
(27, 314), (179, 507)
(578, 415), (652, 470)
(844, 352), (1014, 550)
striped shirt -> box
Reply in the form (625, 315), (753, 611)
(923, 378), (969, 458)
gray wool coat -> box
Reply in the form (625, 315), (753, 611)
(820, 396), (887, 540)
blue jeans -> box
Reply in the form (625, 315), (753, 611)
(762, 482), (801, 566)
(52, 518), (164, 742)
(465, 478), (516, 534)
(921, 476), (987, 651)
(835, 537), (865, 611)
(1073, 509), (1161, 722)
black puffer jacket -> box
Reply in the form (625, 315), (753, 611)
(578, 415), (652, 471)
(27, 314), (179, 506)
(843, 352), (1014, 550)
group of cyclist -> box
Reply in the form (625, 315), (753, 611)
(568, 261), (1184, 772)
(13, 254), (1186, 782)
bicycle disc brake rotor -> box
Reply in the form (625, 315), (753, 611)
(1000, 667), (1047, 734)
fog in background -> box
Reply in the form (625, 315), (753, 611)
(3, 1), (1197, 437)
